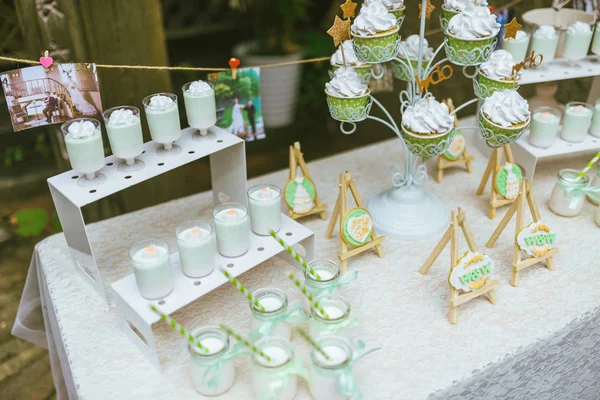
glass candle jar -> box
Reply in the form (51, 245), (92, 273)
(130, 239), (173, 299)
(188, 326), (236, 396)
(309, 294), (356, 340)
(251, 337), (305, 400)
(549, 169), (590, 217)
(309, 336), (354, 400)
(561, 102), (593, 143)
(589, 168), (600, 206)
(175, 220), (216, 278)
(250, 288), (298, 341)
(103, 105), (145, 172)
(247, 184), (282, 236)
(302, 260), (344, 314)
(528, 106), (561, 148)
(142, 92), (182, 157)
(212, 202), (250, 257)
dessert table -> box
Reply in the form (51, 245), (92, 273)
(12, 122), (600, 400)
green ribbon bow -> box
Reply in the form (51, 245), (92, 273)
(326, 270), (359, 294)
(202, 341), (248, 390)
(254, 303), (309, 338)
(337, 340), (381, 400)
(257, 356), (309, 400)
(557, 181), (600, 210)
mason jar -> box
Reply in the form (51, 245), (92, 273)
(250, 288), (292, 340)
(309, 294), (356, 340)
(250, 337), (300, 400)
(188, 326), (235, 396)
(302, 260), (341, 313)
(309, 336), (354, 400)
(549, 169), (590, 217)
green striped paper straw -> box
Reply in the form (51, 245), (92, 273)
(577, 151), (600, 179)
(149, 304), (209, 353)
(288, 272), (329, 319)
(296, 327), (330, 360)
(220, 267), (265, 311)
(219, 323), (271, 362)
(270, 230), (321, 280)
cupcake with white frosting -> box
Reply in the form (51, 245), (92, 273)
(444, 6), (500, 66)
(530, 25), (559, 63)
(368, 0), (405, 26)
(475, 50), (519, 99)
(479, 90), (531, 146)
(440, 0), (488, 33)
(330, 40), (373, 84)
(392, 35), (434, 81)
(563, 21), (593, 60)
(401, 96), (456, 157)
(325, 67), (371, 122)
(351, 2), (399, 63)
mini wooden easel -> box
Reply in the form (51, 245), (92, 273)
(287, 142), (327, 220)
(326, 171), (385, 274)
(420, 208), (499, 324)
(437, 99), (474, 183)
(486, 179), (558, 287)
(476, 144), (516, 219)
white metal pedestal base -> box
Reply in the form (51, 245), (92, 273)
(367, 185), (449, 241)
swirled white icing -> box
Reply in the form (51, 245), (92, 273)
(398, 35), (434, 60)
(330, 40), (367, 66)
(480, 50), (517, 81)
(482, 90), (530, 127)
(369, 0), (404, 10)
(325, 67), (369, 97)
(68, 120), (97, 139)
(108, 108), (137, 126)
(447, 6), (500, 39)
(533, 25), (557, 39)
(402, 97), (454, 134)
(351, 2), (397, 36)
(568, 21), (592, 35)
(444, 0), (488, 12)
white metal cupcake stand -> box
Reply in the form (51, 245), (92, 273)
(47, 126), (315, 369)
(475, 55), (600, 179)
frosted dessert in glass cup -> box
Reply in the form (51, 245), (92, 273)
(563, 21), (593, 61)
(61, 118), (106, 187)
(401, 96), (455, 158)
(529, 25), (559, 64)
(506, 30), (530, 63)
(440, 0), (488, 34)
(325, 67), (371, 123)
(350, 2), (399, 64)
(475, 50), (520, 99)
(330, 40), (373, 84)
(368, 0), (405, 27)
(444, 6), (500, 66)
(478, 90), (530, 147)
(392, 34), (434, 81)
(142, 93), (182, 157)
(182, 80), (217, 140)
(103, 106), (145, 172)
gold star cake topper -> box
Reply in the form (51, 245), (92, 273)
(340, 0), (357, 19)
(328, 15), (351, 47)
(504, 17), (523, 40)
(419, 0), (436, 20)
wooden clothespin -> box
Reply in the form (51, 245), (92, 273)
(229, 58), (240, 79)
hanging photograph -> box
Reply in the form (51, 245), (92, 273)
(1, 63), (103, 132)
(208, 67), (265, 142)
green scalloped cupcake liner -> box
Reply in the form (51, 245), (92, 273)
(445, 35), (497, 66)
(476, 73), (519, 99)
(326, 92), (370, 122)
(478, 112), (529, 147)
(392, 58), (420, 81)
(401, 126), (456, 158)
(352, 30), (399, 63)
(440, 8), (459, 33)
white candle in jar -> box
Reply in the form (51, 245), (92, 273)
(247, 184), (282, 236)
(251, 340), (298, 400)
(176, 221), (215, 278)
(130, 241), (173, 299)
(310, 344), (350, 400)
(549, 169), (590, 217)
(250, 288), (292, 340)
(561, 103), (593, 143)
(309, 295), (353, 340)
(529, 109), (560, 148)
(189, 328), (235, 396)
(213, 203), (250, 257)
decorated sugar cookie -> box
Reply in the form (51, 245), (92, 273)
(448, 251), (494, 292)
(495, 163), (523, 200)
(443, 132), (466, 161)
(341, 207), (373, 247)
(517, 221), (556, 258)
(284, 176), (317, 215)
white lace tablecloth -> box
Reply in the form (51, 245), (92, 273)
(12, 126), (600, 400)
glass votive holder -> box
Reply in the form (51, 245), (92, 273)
(212, 202), (250, 257)
(61, 118), (106, 186)
(528, 106), (561, 148)
(249, 288), (293, 341)
(561, 102), (593, 143)
(182, 80), (217, 140)
(130, 239), (174, 299)
(188, 326), (236, 396)
(590, 100), (600, 138)
(309, 294), (356, 340)
(247, 184), (282, 236)
(175, 220), (216, 278)
(250, 337), (301, 400)
(142, 93), (182, 157)
(309, 336), (354, 400)
(549, 169), (590, 217)
(102, 106), (145, 172)
(302, 260), (341, 314)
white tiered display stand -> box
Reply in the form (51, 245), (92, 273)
(476, 55), (600, 179)
(48, 126), (316, 369)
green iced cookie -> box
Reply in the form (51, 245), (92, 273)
(495, 163), (523, 199)
(342, 208), (373, 247)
